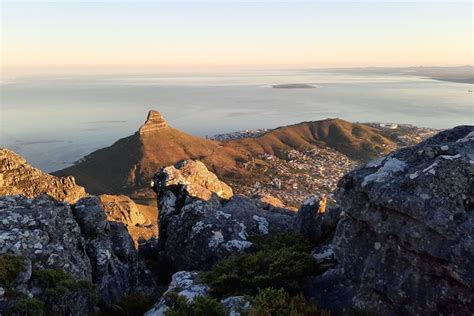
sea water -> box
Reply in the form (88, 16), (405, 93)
(1, 70), (472, 172)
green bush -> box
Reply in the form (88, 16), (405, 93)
(100, 294), (155, 316)
(166, 295), (225, 316)
(33, 268), (94, 291)
(200, 234), (316, 297)
(0, 254), (25, 290)
(32, 268), (96, 303)
(11, 298), (44, 316)
(248, 287), (330, 316)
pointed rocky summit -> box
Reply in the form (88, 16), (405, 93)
(139, 110), (169, 134)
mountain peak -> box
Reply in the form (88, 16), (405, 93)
(139, 110), (168, 134)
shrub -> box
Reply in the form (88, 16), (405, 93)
(11, 298), (44, 316)
(0, 254), (25, 290)
(100, 294), (155, 316)
(33, 268), (94, 291)
(32, 268), (96, 303)
(200, 234), (316, 297)
(248, 287), (330, 316)
(166, 295), (225, 316)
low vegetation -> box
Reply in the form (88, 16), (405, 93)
(31, 268), (97, 311)
(249, 287), (330, 316)
(11, 298), (44, 316)
(200, 234), (316, 297)
(33, 268), (95, 294)
(100, 294), (156, 316)
(0, 254), (26, 291)
(165, 294), (225, 316)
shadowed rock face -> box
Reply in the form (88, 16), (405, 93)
(152, 160), (294, 272)
(0, 148), (87, 204)
(327, 126), (474, 315)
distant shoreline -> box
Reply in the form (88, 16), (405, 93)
(429, 77), (474, 84)
(272, 83), (316, 89)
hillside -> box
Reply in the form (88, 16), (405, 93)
(228, 118), (396, 161)
(54, 110), (397, 200)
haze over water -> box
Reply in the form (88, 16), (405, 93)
(1, 70), (472, 172)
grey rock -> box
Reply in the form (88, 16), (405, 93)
(145, 271), (209, 316)
(220, 296), (251, 316)
(294, 194), (341, 244)
(0, 195), (91, 279)
(145, 271), (252, 316)
(74, 196), (156, 304)
(0, 194), (156, 314)
(329, 126), (474, 315)
(153, 160), (295, 272)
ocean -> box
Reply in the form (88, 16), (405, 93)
(1, 69), (472, 172)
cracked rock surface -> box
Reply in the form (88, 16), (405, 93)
(152, 160), (295, 272)
(328, 126), (474, 315)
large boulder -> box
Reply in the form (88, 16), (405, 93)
(152, 160), (295, 272)
(0, 148), (87, 204)
(328, 126), (474, 315)
(153, 160), (233, 200)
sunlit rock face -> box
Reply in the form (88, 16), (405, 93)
(0, 148), (87, 204)
(153, 160), (233, 200)
(328, 126), (474, 315)
(139, 110), (169, 134)
(151, 160), (294, 272)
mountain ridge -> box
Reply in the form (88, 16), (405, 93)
(53, 110), (397, 197)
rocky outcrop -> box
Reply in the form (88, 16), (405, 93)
(139, 110), (169, 134)
(0, 148), (86, 204)
(73, 197), (156, 304)
(294, 194), (341, 244)
(145, 271), (251, 316)
(0, 194), (156, 313)
(145, 271), (209, 316)
(152, 160), (294, 272)
(154, 160), (233, 200)
(324, 126), (474, 315)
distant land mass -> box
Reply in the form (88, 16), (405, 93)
(272, 83), (316, 89)
(431, 77), (474, 84)
(53, 110), (436, 206)
(313, 65), (474, 84)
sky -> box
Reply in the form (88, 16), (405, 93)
(1, 1), (473, 76)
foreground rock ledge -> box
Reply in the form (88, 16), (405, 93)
(326, 126), (474, 315)
(0, 194), (156, 313)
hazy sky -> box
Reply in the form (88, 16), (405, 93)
(1, 1), (472, 76)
